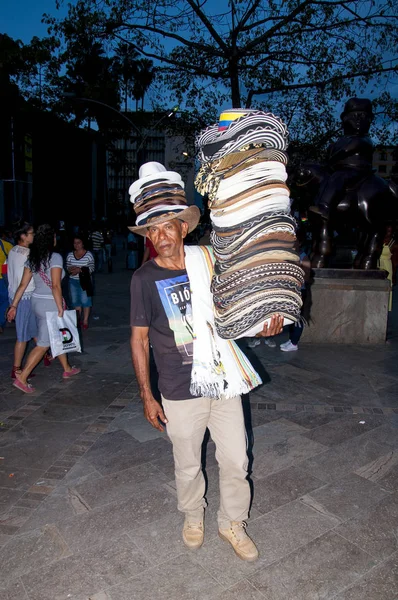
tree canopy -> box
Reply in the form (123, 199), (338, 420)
(45, 0), (398, 147)
(0, 33), (60, 111)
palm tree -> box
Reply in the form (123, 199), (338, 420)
(132, 58), (156, 110)
(115, 42), (139, 113)
(59, 39), (121, 130)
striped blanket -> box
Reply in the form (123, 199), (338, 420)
(184, 245), (262, 398)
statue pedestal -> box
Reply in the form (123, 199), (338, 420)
(302, 269), (390, 344)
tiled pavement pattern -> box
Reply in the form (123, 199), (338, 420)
(0, 245), (397, 600)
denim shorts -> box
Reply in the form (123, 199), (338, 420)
(10, 296), (38, 342)
(69, 277), (92, 308)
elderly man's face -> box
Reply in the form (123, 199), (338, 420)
(147, 219), (188, 258)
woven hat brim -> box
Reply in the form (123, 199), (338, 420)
(128, 205), (201, 236)
(129, 172), (185, 203)
(197, 112), (287, 147)
(196, 112), (288, 163)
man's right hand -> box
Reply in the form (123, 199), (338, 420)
(143, 397), (168, 432)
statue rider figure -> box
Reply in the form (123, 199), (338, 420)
(310, 98), (374, 219)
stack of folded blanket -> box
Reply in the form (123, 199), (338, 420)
(195, 109), (304, 339)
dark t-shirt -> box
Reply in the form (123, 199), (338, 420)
(130, 260), (194, 400)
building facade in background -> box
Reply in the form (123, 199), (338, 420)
(106, 112), (197, 227)
(0, 108), (107, 228)
(373, 146), (398, 179)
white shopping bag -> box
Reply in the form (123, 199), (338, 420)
(45, 310), (82, 358)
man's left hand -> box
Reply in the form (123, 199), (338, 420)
(256, 314), (284, 338)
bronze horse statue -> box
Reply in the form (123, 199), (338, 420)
(293, 98), (398, 268)
(295, 162), (398, 268)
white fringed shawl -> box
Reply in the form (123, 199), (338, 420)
(184, 245), (262, 399)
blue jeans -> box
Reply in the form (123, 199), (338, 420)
(289, 322), (304, 346)
(93, 249), (103, 272)
(289, 289), (307, 345)
(0, 278), (9, 328)
(69, 278), (92, 308)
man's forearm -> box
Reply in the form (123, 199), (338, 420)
(131, 336), (153, 401)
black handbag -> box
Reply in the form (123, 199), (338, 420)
(79, 267), (93, 297)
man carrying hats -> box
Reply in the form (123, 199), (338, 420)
(130, 162), (283, 561)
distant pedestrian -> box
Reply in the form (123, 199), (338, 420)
(90, 226), (105, 272)
(56, 221), (69, 258)
(7, 221), (37, 378)
(7, 224), (81, 393)
(378, 224), (397, 312)
(104, 229), (114, 273)
(127, 232), (139, 270)
(66, 236), (94, 330)
(280, 247), (311, 352)
(3, 228), (14, 245)
(141, 236), (158, 265)
(0, 228), (13, 333)
(247, 335), (276, 349)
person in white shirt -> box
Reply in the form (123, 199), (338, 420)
(7, 224), (81, 393)
(66, 236), (95, 329)
(7, 222), (37, 379)
(90, 228), (104, 272)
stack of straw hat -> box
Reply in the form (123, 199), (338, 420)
(128, 162), (200, 235)
(195, 109), (304, 339)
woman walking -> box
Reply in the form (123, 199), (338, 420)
(66, 236), (94, 329)
(7, 222), (37, 378)
(7, 224), (80, 393)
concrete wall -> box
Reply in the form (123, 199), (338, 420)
(302, 274), (390, 344)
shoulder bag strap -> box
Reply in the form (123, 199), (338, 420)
(37, 267), (67, 309)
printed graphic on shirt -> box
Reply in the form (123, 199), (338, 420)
(155, 274), (194, 364)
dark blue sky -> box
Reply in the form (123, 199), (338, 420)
(2, 0), (396, 138)
(1, 0), (66, 43)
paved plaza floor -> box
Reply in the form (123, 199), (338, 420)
(0, 247), (397, 600)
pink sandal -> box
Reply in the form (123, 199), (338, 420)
(44, 353), (54, 367)
(13, 379), (36, 394)
(62, 367), (81, 379)
(11, 367), (35, 380)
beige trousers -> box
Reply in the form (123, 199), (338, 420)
(162, 394), (250, 529)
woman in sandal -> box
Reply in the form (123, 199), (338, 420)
(7, 221), (37, 378)
(7, 224), (80, 393)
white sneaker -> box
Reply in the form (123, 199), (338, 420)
(263, 338), (276, 348)
(248, 338), (261, 348)
(280, 340), (298, 352)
